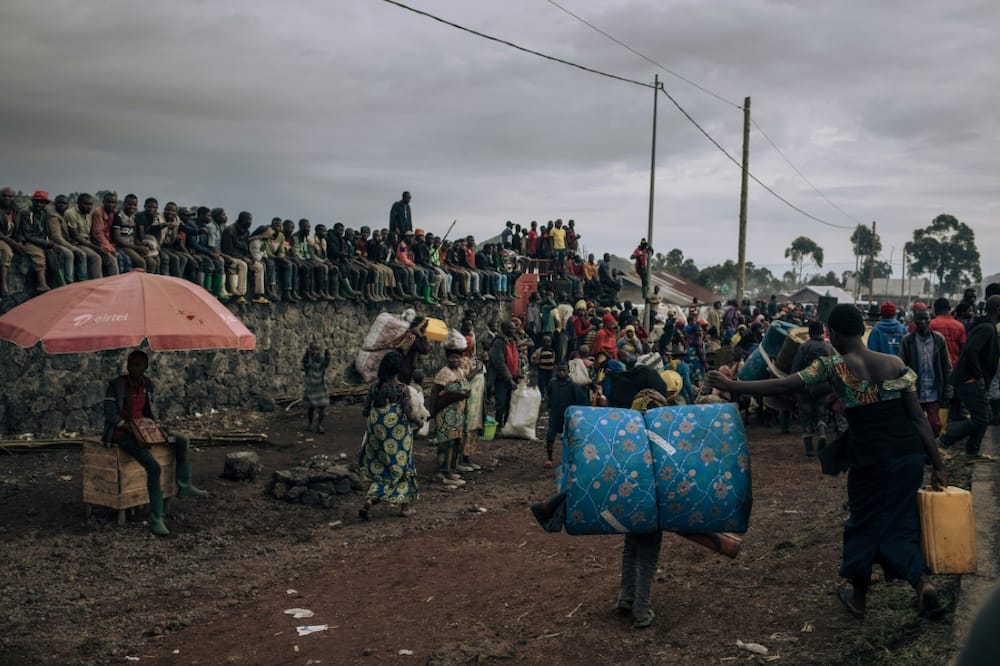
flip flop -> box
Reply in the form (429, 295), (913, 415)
(838, 585), (866, 619)
(632, 609), (655, 629)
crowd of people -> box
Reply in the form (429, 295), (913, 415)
(1, 187), (634, 306)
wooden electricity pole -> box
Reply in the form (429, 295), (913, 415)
(736, 96), (751, 303)
(644, 74), (659, 331)
(868, 220), (876, 306)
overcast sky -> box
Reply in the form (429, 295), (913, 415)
(1, 0), (996, 283)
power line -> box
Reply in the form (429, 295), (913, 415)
(657, 87), (854, 230)
(382, 0), (853, 231)
(542, 0), (863, 230)
(380, 0), (654, 89)
(750, 118), (866, 227)
(543, 0), (743, 109)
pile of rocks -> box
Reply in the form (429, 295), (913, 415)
(266, 455), (364, 507)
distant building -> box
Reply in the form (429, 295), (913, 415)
(788, 285), (858, 305)
(842, 276), (932, 306)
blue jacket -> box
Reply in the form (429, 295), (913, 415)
(867, 318), (908, 356)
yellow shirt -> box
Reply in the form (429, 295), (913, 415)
(550, 227), (566, 250)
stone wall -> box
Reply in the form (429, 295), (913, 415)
(0, 262), (509, 436)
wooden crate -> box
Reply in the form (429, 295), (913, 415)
(83, 441), (176, 525)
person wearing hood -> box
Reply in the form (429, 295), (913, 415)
(867, 302), (907, 356)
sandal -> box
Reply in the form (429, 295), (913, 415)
(632, 609), (655, 629)
(400, 505), (415, 517)
(838, 585), (866, 619)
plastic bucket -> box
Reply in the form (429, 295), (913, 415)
(737, 320), (795, 381)
(482, 417), (498, 441)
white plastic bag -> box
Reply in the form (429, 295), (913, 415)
(568, 358), (591, 386)
(499, 383), (541, 440)
(355, 312), (410, 382)
(445, 328), (467, 351)
(407, 384), (431, 437)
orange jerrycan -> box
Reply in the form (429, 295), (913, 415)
(917, 486), (976, 574)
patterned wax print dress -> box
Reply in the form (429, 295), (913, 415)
(359, 382), (418, 505)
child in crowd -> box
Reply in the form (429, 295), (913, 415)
(544, 362), (589, 468)
(532, 334), (557, 400)
(431, 350), (470, 488)
(302, 343), (331, 433)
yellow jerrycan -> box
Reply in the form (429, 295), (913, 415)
(917, 485), (976, 574)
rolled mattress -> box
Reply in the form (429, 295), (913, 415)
(558, 403), (752, 535)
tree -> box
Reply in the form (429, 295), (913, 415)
(784, 236), (824, 287)
(663, 248), (686, 273)
(849, 224), (882, 286)
(807, 271), (843, 287)
(905, 214), (982, 297)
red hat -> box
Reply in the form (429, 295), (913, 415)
(912, 301), (927, 311)
(880, 301), (897, 317)
(30, 190), (50, 201)
(414, 228), (425, 236)
(602, 313), (617, 326)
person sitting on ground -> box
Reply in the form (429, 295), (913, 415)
(707, 304), (948, 620)
(101, 350), (207, 536)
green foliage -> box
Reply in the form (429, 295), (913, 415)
(850, 223), (882, 258)
(904, 214), (982, 297)
(784, 236), (825, 287)
(806, 270), (843, 287)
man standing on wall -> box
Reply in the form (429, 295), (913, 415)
(390, 191), (412, 237)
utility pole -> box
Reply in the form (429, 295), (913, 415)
(736, 96), (751, 304)
(901, 250), (907, 304)
(644, 74), (659, 331)
(868, 220), (876, 306)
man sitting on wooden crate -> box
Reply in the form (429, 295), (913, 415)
(101, 350), (207, 536)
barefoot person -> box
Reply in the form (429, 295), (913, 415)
(301, 343), (331, 433)
(101, 350), (207, 536)
(707, 304), (949, 619)
(358, 351), (421, 520)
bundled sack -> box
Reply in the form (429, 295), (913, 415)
(554, 402), (752, 535)
(355, 312), (411, 382)
(499, 383), (541, 440)
(445, 328), (467, 351)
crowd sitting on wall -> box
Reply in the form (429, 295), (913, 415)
(0, 188), (619, 305)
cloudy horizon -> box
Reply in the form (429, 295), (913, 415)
(1, 0), (996, 285)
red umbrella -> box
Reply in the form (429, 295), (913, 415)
(0, 271), (256, 353)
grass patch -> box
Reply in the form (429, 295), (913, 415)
(836, 575), (958, 665)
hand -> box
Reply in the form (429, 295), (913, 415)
(706, 370), (733, 392)
(931, 467), (948, 491)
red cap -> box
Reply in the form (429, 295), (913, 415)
(880, 301), (897, 317)
(30, 190), (50, 201)
(602, 313), (617, 326)
(414, 228), (424, 236)
(912, 301), (927, 310)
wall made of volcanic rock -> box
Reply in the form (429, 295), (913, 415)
(0, 277), (508, 436)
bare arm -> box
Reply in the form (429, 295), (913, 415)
(707, 370), (805, 396)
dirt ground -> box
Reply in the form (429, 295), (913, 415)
(0, 402), (970, 665)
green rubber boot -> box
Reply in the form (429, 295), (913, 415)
(176, 457), (209, 499)
(148, 487), (170, 536)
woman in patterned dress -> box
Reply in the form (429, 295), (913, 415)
(707, 304), (948, 619)
(431, 349), (471, 486)
(358, 351), (423, 520)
